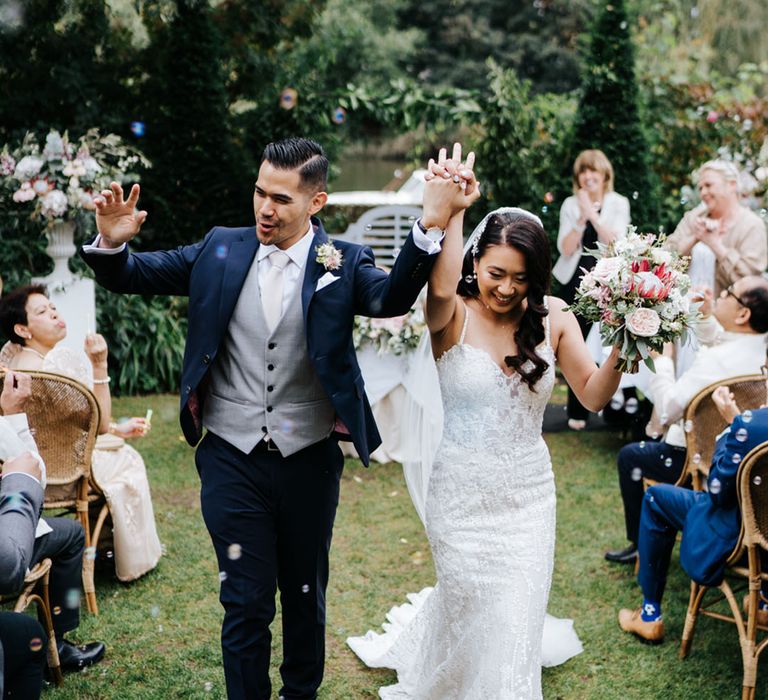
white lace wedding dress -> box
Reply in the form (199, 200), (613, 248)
(348, 304), (582, 699)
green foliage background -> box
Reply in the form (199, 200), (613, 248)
(569, 0), (660, 230)
(0, 0), (766, 395)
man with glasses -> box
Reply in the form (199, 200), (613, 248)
(618, 344), (768, 643)
(605, 275), (768, 565)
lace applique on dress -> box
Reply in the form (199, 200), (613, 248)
(348, 297), (581, 699)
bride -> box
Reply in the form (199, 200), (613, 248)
(348, 146), (624, 698)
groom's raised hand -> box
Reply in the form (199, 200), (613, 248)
(94, 182), (148, 248)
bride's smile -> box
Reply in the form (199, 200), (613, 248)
(474, 244), (529, 316)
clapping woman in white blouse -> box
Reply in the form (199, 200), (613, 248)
(552, 149), (630, 429)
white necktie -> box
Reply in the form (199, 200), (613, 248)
(262, 250), (290, 332)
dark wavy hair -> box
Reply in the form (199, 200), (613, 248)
(0, 283), (48, 345)
(457, 211), (552, 390)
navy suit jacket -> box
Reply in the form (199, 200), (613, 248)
(79, 217), (436, 465)
(680, 407), (768, 585)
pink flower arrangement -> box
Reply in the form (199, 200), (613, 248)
(0, 128), (149, 228)
(567, 228), (699, 372)
(354, 305), (425, 356)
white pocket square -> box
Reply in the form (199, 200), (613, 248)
(315, 272), (340, 292)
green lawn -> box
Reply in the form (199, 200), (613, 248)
(46, 391), (751, 699)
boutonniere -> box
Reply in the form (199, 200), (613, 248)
(315, 242), (343, 271)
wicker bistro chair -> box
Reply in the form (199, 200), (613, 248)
(678, 375), (766, 491)
(0, 559), (63, 686)
(679, 441), (768, 700)
(0, 370), (102, 614)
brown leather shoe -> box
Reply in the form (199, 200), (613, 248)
(618, 608), (664, 644)
(742, 595), (768, 627)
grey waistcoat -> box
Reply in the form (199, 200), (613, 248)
(203, 255), (335, 455)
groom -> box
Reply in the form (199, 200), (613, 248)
(79, 138), (457, 699)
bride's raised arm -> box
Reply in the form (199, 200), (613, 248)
(423, 146), (480, 336)
(549, 299), (622, 412)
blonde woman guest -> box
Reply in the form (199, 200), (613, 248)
(666, 160), (767, 296)
(0, 284), (162, 582)
(552, 149), (630, 430)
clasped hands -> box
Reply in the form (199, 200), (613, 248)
(575, 188), (599, 228)
(690, 216), (726, 256)
(422, 143), (480, 229)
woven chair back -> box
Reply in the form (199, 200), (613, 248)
(0, 370), (100, 504)
(682, 375), (765, 488)
(739, 441), (768, 553)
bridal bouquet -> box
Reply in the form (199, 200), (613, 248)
(567, 228), (699, 373)
(353, 305), (426, 356)
(0, 128), (149, 227)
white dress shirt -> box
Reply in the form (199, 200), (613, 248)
(256, 225), (315, 314)
(648, 326), (768, 447)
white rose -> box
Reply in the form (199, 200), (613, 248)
(40, 189), (68, 218)
(625, 308), (661, 337)
(82, 157), (101, 176)
(13, 155), (44, 180)
(651, 248), (672, 266)
(592, 256), (623, 283)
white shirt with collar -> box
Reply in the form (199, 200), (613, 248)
(648, 324), (768, 447)
(256, 224), (315, 313)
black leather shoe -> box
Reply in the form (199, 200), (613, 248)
(57, 639), (106, 672)
(604, 544), (638, 564)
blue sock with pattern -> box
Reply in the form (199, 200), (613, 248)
(641, 599), (662, 622)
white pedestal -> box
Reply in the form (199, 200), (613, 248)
(32, 221), (97, 352)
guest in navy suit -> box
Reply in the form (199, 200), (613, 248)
(79, 138), (471, 699)
(618, 348), (768, 643)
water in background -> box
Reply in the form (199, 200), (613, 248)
(332, 156), (409, 192)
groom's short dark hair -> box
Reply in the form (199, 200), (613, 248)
(262, 137), (328, 193)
